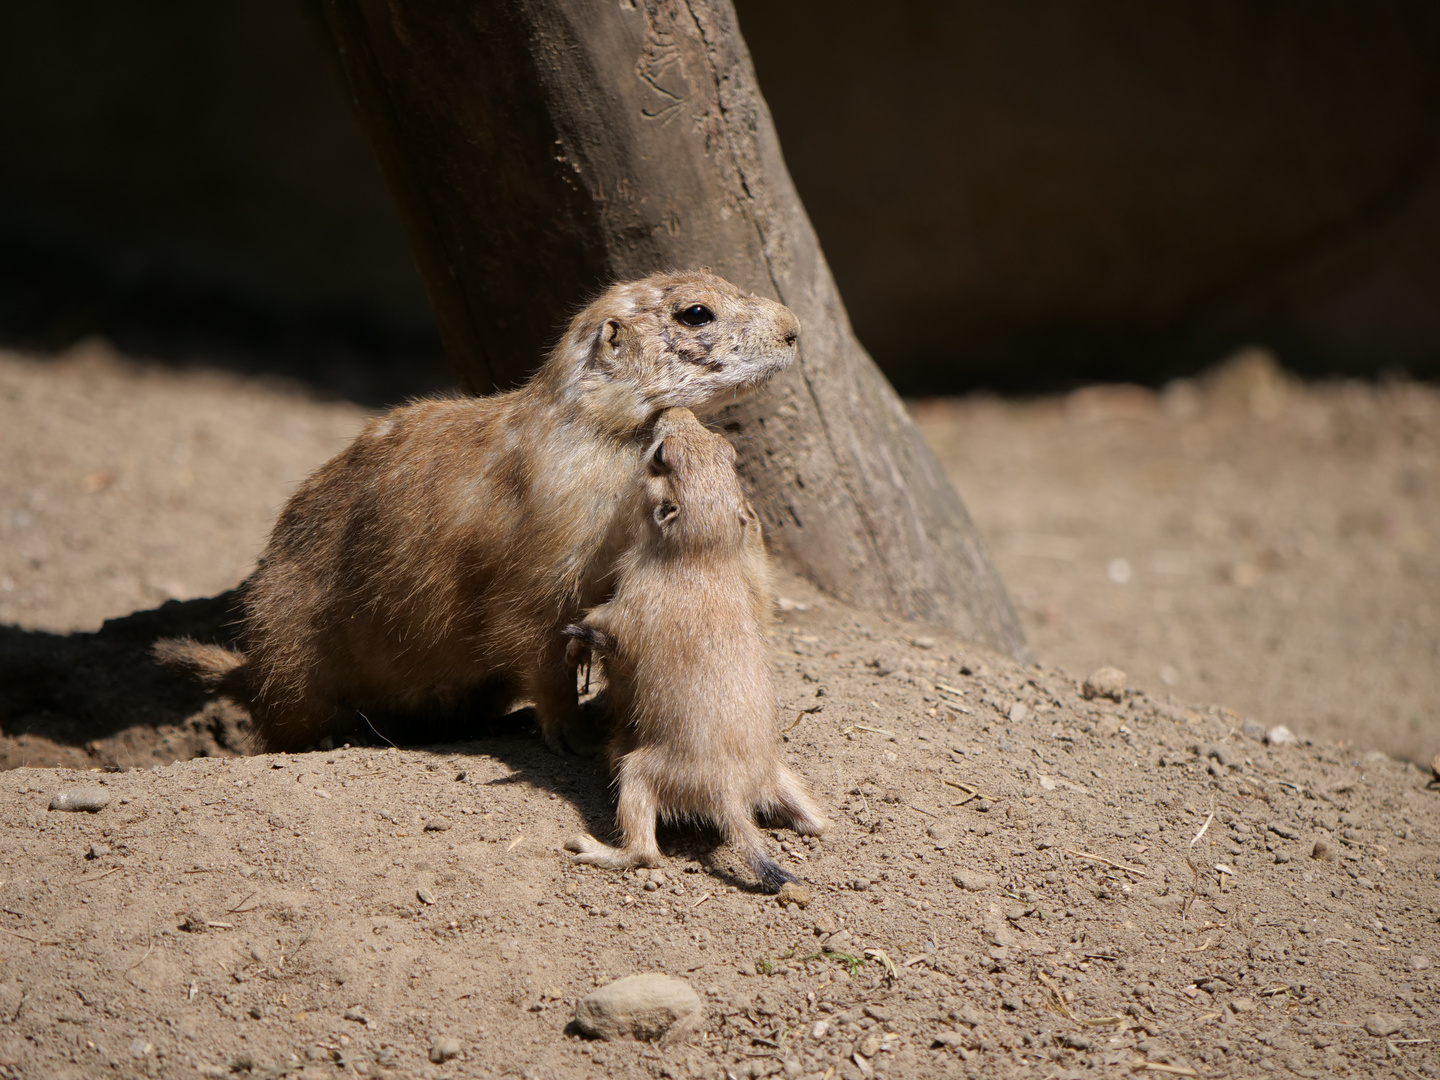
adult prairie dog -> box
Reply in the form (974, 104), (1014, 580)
(564, 407), (828, 891)
(155, 271), (800, 754)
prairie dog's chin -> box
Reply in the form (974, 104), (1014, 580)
(691, 373), (779, 415)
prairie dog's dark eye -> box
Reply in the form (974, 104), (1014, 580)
(675, 304), (715, 327)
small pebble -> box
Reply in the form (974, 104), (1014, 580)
(49, 788), (111, 813)
(1241, 718), (1266, 741)
(343, 1007), (369, 1024)
(417, 887), (437, 905)
(952, 870), (997, 892)
(911, 636), (936, 649)
(1265, 725), (1299, 746)
(776, 881), (811, 908)
(1081, 667), (1126, 701)
(1364, 1014), (1403, 1038)
(429, 1037), (462, 1064)
(1008, 702), (1029, 724)
(1409, 955), (1431, 972)
(87, 842), (112, 859)
(423, 819), (452, 832)
(1311, 840), (1334, 861)
(1195, 742), (1237, 768)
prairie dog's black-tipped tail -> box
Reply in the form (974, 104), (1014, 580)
(756, 858), (800, 894)
(151, 637), (250, 699)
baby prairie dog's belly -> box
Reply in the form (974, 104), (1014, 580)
(625, 733), (776, 817)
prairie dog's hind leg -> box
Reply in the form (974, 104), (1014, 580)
(563, 832), (659, 871)
(564, 761), (663, 872)
(768, 767), (830, 836)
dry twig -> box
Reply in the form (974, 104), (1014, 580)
(1189, 812), (1215, 848)
(1066, 849), (1149, 878)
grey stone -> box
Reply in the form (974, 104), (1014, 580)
(1364, 1014), (1403, 1038)
(1265, 725), (1299, 746)
(575, 974), (703, 1044)
(1081, 667), (1126, 701)
(48, 787), (111, 813)
(429, 1037), (462, 1063)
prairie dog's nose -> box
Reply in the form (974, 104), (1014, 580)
(775, 305), (801, 348)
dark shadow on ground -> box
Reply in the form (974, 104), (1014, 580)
(0, 593), (583, 768)
(0, 592), (251, 769)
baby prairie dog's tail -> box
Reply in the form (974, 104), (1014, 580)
(723, 811), (800, 893)
(151, 637), (251, 700)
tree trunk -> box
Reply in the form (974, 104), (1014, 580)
(309, 0), (1027, 658)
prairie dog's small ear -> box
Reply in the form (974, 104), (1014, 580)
(654, 500), (680, 527)
(587, 318), (625, 368)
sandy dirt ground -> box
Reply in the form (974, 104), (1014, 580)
(914, 349), (1440, 767)
(0, 341), (1437, 1080)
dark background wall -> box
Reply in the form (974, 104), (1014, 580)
(0, 0), (445, 400)
(738, 1), (1440, 390)
(2, 1), (1437, 397)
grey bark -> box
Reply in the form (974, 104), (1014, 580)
(309, 0), (1026, 657)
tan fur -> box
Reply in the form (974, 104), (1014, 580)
(153, 271), (799, 754)
(563, 408), (828, 892)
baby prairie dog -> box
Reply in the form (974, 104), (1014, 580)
(564, 407), (828, 892)
(154, 271), (799, 754)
